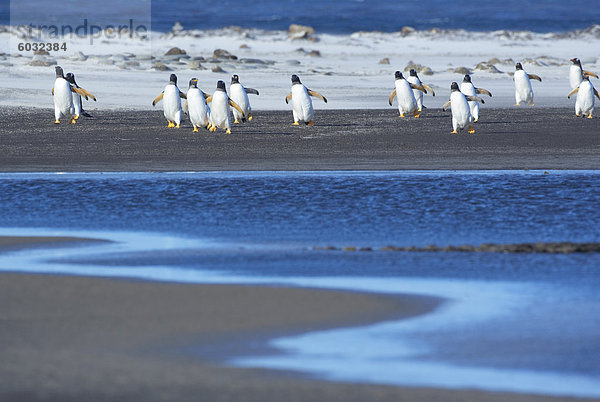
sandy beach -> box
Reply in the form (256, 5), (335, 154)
(0, 106), (598, 171)
(0, 263), (595, 402)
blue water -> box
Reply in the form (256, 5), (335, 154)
(6, 0), (600, 33)
(0, 171), (599, 397)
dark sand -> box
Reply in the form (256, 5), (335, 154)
(0, 270), (594, 402)
(0, 107), (598, 171)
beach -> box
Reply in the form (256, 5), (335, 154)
(0, 106), (598, 171)
(0, 263), (594, 402)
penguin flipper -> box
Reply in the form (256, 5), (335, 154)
(285, 93), (292, 104)
(567, 88), (579, 99)
(442, 101), (451, 111)
(476, 88), (493, 97)
(51, 87), (54, 96)
(179, 91), (187, 99)
(422, 84), (435, 96)
(205, 95), (213, 104)
(308, 90), (327, 103)
(229, 99), (245, 116)
(583, 71), (599, 79)
(245, 88), (260, 95)
(79, 88), (96, 101)
(409, 83), (427, 94)
(528, 74), (542, 82)
(152, 92), (164, 106)
(594, 88), (600, 101)
(71, 86), (89, 100)
(466, 95), (484, 104)
(388, 90), (397, 106)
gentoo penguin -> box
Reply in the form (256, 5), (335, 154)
(65, 72), (95, 119)
(285, 74), (327, 126)
(51, 66), (87, 124)
(568, 74), (600, 118)
(442, 82), (485, 134)
(184, 78), (211, 132)
(206, 80), (245, 134)
(407, 69), (435, 112)
(152, 74), (187, 128)
(460, 75), (492, 122)
(514, 62), (541, 106)
(388, 71), (425, 118)
(230, 74), (259, 123)
(569, 58), (599, 90)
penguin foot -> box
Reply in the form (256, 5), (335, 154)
(418, 108), (423, 112)
(473, 118), (478, 123)
(530, 102), (534, 106)
(468, 125), (475, 134)
(587, 114), (593, 119)
(234, 119), (239, 124)
(69, 118), (76, 124)
(292, 122), (300, 126)
(515, 103), (520, 106)
(175, 124), (180, 128)
(576, 113), (581, 117)
(74, 115), (79, 120)
(167, 121), (174, 128)
(54, 119), (60, 124)
(193, 126), (199, 132)
(248, 114), (253, 121)
(450, 129), (458, 134)
(209, 126), (217, 132)
(308, 120), (314, 126)
(399, 114), (405, 118)
(226, 129), (231, 134)
(413, 111), (420, 118)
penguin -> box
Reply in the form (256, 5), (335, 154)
(229, 74), (259, 123)
(183, 78), (211, 132)
(459, 75), (492, 122)
(205, 80), (245, 134)
(51, 66), (88, 124)
(152, 74), (187, 128)
(514, 62), (541, 106)
(407, 69), (435, 112)
(65, 72), (96, 119)
(568, 74), (600, 119)
(569, 58), (599, 90)
(442, 82), (485, 134)
(285, 74), (327, 126)
(388, 71), (426, 118)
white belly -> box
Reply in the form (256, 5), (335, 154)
(163, 84), (182, 124)
(395, 79), (417, 114)
(291, 84), (313, 122)
(53, 78), (74, 117)
(514, 70), (533, 103)
(230, 83), (250, 119)
(570, 65), (582, 90)
(187, 88), (210, 127)
(450, 91), (471, 128)
(210, 91), (231, 129)
(576, 81), (595, 115)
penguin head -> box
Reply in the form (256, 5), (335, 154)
(515, 63), (523, 70)
(291, 74), (301, 85)
(409, 69), (418, 77)
(570, 58), (581, 66)
(55, 66), (64, 78)
(216, 80), (226, 91)
(169, 74), (178, 85)
(463, 74), (472, 83)
(65, 72), (76, 85)
(188, 78), (198, 88)
(450, 82), (459, 91)
(231, 74), (240, 84)
(394, 71), (403, 79)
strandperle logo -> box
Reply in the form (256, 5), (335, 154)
(17, 19), (148, 44)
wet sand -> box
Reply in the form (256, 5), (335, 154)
(0, 269), (595, 402)
(0, 106), (598, 171)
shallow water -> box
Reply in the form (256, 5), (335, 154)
(0, 171), (599, 397)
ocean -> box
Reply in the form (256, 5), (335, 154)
(5, 0), (600, 33)
(0, 171), (599, 397)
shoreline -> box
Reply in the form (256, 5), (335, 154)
(0, 107), (598, 172)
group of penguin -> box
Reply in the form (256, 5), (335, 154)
(52, 57), (599, 134)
